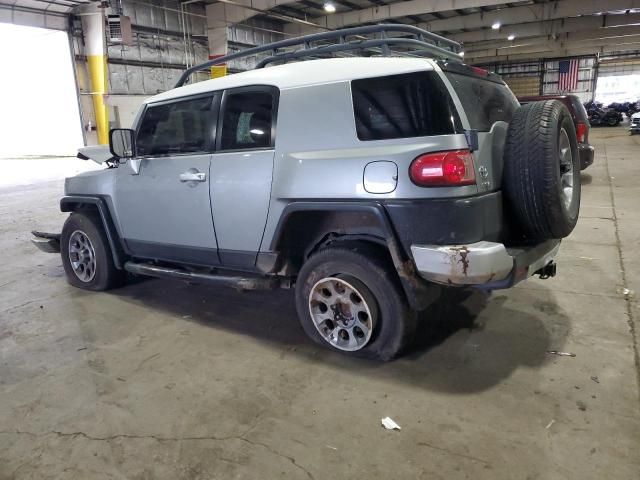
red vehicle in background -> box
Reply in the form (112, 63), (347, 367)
(518, 95), (594, 170)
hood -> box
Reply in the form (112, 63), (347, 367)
(77, 145), (114, 165)
(632, 112), (640, 120)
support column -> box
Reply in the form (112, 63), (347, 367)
(80, 3), (109, 145)
(206, 2), (231, 57)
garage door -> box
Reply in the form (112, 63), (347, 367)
(596, 57), (640, 104)
(0, 1), (90, 30)
(502, 75), (540, 96)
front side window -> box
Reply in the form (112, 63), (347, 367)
(136, 95), (214, 157)
(351, 71), (461, 141)
(220, 91), (274, 150)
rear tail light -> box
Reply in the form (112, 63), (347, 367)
(471, 66), (489, 76)
(576, 122), (587, 143)
(409, 150), (476, 187)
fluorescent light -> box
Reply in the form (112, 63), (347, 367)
(323, 2), (336, 13)
(492, 21), (501, 30)
(507, 34), (515, 40)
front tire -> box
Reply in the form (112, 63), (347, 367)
(295, 243), (416, 361)
(61, 212), (125, 291)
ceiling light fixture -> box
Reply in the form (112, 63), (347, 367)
(507, 34), (515, 40)
(492, 21), (501, 30)
(324, 2), (336, 13)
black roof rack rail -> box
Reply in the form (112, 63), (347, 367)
(175, 24), (462, 88)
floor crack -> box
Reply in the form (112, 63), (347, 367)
(417, 440), (490, 466)
(1, 429), (315, 479)
(603, 143), (640, 401)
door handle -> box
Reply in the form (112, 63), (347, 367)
(179, 171), (206, 182)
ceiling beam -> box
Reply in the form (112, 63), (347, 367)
(207, 0), (312, 29)
(464, 25), (640, 53)
(418, 0), (640, 34)
(467, 34), (640, 59)
(449, 13), (640, 44)
(284, 0), (511, 34)
(471, 43), (640, 64)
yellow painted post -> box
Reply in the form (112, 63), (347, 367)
(209, 54), (227, 79)
(81, 6), (109, 145)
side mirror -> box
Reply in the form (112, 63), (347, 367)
(109, 128), (136, 159)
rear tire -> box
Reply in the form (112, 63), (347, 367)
(503, 100), (581, 240)
(295, 243), (416, 361)
(61, 212), (125, 291)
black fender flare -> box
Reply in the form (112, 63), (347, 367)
(270, 201), (439, 310)
(60, 196), (125, 270)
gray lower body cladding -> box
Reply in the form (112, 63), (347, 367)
(383, 191), (507, 253)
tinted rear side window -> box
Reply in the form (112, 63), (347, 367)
(351, 71), (461, 141)
(445, 72), (519, 131)
(136, 95), (214, 157)
(220, 91), (274, 150)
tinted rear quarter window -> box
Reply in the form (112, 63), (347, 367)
(445, 72), (519, 131)
(351, 71), (461, 141)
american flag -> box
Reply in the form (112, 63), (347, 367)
(558, 59), (579, 92)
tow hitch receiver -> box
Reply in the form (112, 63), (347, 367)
(31, 231), (61, 253)
(534, 261), (557, 280)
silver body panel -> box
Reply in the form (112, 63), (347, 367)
(210, 149), (274, 254)
(113, 154), (217, 250)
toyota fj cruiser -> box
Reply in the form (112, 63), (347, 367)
(33, 25), (581, 360)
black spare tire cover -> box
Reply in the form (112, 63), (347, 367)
(503, 99), (581, 239)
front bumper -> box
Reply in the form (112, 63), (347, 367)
(630, 123), (640, 133)
(411, 239), (560, 289)
(579, 143), (594, 170)
(31, 231), (61, 253)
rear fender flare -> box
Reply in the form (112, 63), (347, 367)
(269, 202), (438, 310)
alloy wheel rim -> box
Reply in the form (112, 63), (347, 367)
(68, 230), (97, 282)
(558, 128), (574, 211)
(308, 276), (376, 351)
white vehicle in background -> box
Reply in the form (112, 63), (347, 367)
(630, 112), (640, 135)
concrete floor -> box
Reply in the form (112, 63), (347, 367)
(1, 127), (639, 480)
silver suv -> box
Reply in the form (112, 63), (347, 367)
(33, 25), (581, 360)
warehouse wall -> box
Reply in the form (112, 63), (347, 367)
(542, 57), (596, 103)
(226, 21), (284, 72)
(489, 61), (543, 97)
(479, 57), (597, 102)
(73, 0), (209, 136)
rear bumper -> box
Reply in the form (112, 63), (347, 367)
(579, 143), (594, 170)
(410, 239), (560, 289)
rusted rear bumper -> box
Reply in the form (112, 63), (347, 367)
(410, 239), (560, 289)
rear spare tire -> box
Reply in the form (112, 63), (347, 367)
(503, 99), (580, 239)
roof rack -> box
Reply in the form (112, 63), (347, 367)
(175, 24), (462, 88)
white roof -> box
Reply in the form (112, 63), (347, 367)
(147, 57), (436, 104)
